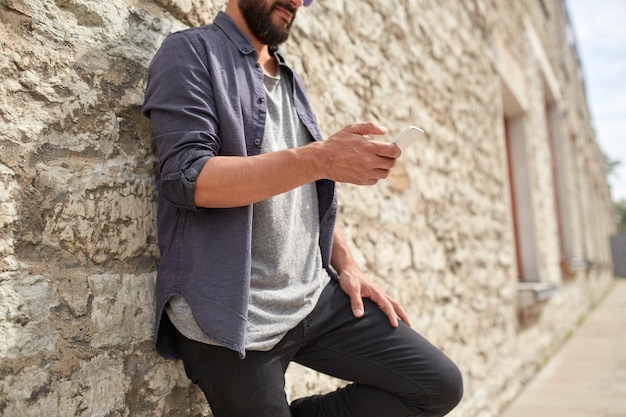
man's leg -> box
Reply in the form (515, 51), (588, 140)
(175, 329), (298, 417)
(291, 280), (463, 417)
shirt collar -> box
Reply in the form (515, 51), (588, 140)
(214, 11), (286, 63)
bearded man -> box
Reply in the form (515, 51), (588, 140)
(142, 1), (463, 416)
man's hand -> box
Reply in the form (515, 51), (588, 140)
(316, 121), (401, 185)
(332, 224), (412, 328)
(337, 265), (412, 328)
(193, 121), (398, 208)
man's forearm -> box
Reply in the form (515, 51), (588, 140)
(330, 224), (360, 276)
(193, 143), (323, 208)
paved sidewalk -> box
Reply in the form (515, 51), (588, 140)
(500, 279), (626, 417)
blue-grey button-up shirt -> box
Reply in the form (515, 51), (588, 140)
(142, 12), (337, 359)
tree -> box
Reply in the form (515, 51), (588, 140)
(605, 153), (622, 177)
(603, 151), (625, 233)
(616, 199), (626, 234)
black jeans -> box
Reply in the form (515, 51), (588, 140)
(175, 280), (463, 417)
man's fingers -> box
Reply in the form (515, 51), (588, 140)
(344, 122), (401, 159)
(371, 141), (401, 159)
(342, 278), (411, 327)
(391, 299), (412, 327)
(376, 297), (400, 328)
(351, 295), (365, 318)
(371, 291), (411, 328)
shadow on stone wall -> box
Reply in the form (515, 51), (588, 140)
(0, 1), (218, 415)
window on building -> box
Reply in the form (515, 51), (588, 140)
(503, 112), (541, 282)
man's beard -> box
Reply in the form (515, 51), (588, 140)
(239, 0), (296, 46)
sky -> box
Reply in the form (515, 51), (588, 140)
(566, 0), (626, 203)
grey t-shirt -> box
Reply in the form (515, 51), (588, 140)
(166, 67), (328, 351)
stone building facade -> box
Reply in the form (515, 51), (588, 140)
(0, 0), (615, 416)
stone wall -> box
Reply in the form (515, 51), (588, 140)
(0, 0), (615, 416)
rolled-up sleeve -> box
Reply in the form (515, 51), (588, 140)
(143, 32), (220, 209)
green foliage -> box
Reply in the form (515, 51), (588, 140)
(604, 151), (621, 209)
(604, 151), (624, 233)
(604, 152), (622, 179)
(616, 200), (626, 234)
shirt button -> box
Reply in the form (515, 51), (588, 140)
(254, 139), (261, 146)
(258, 97), (265, 104)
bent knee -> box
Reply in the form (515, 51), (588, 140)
(435, 363), (463, 414)
(406, 363), (464, 416)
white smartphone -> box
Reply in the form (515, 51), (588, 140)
(392, 126), (424, 152)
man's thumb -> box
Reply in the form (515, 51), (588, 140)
(347, 121), (387, 136)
